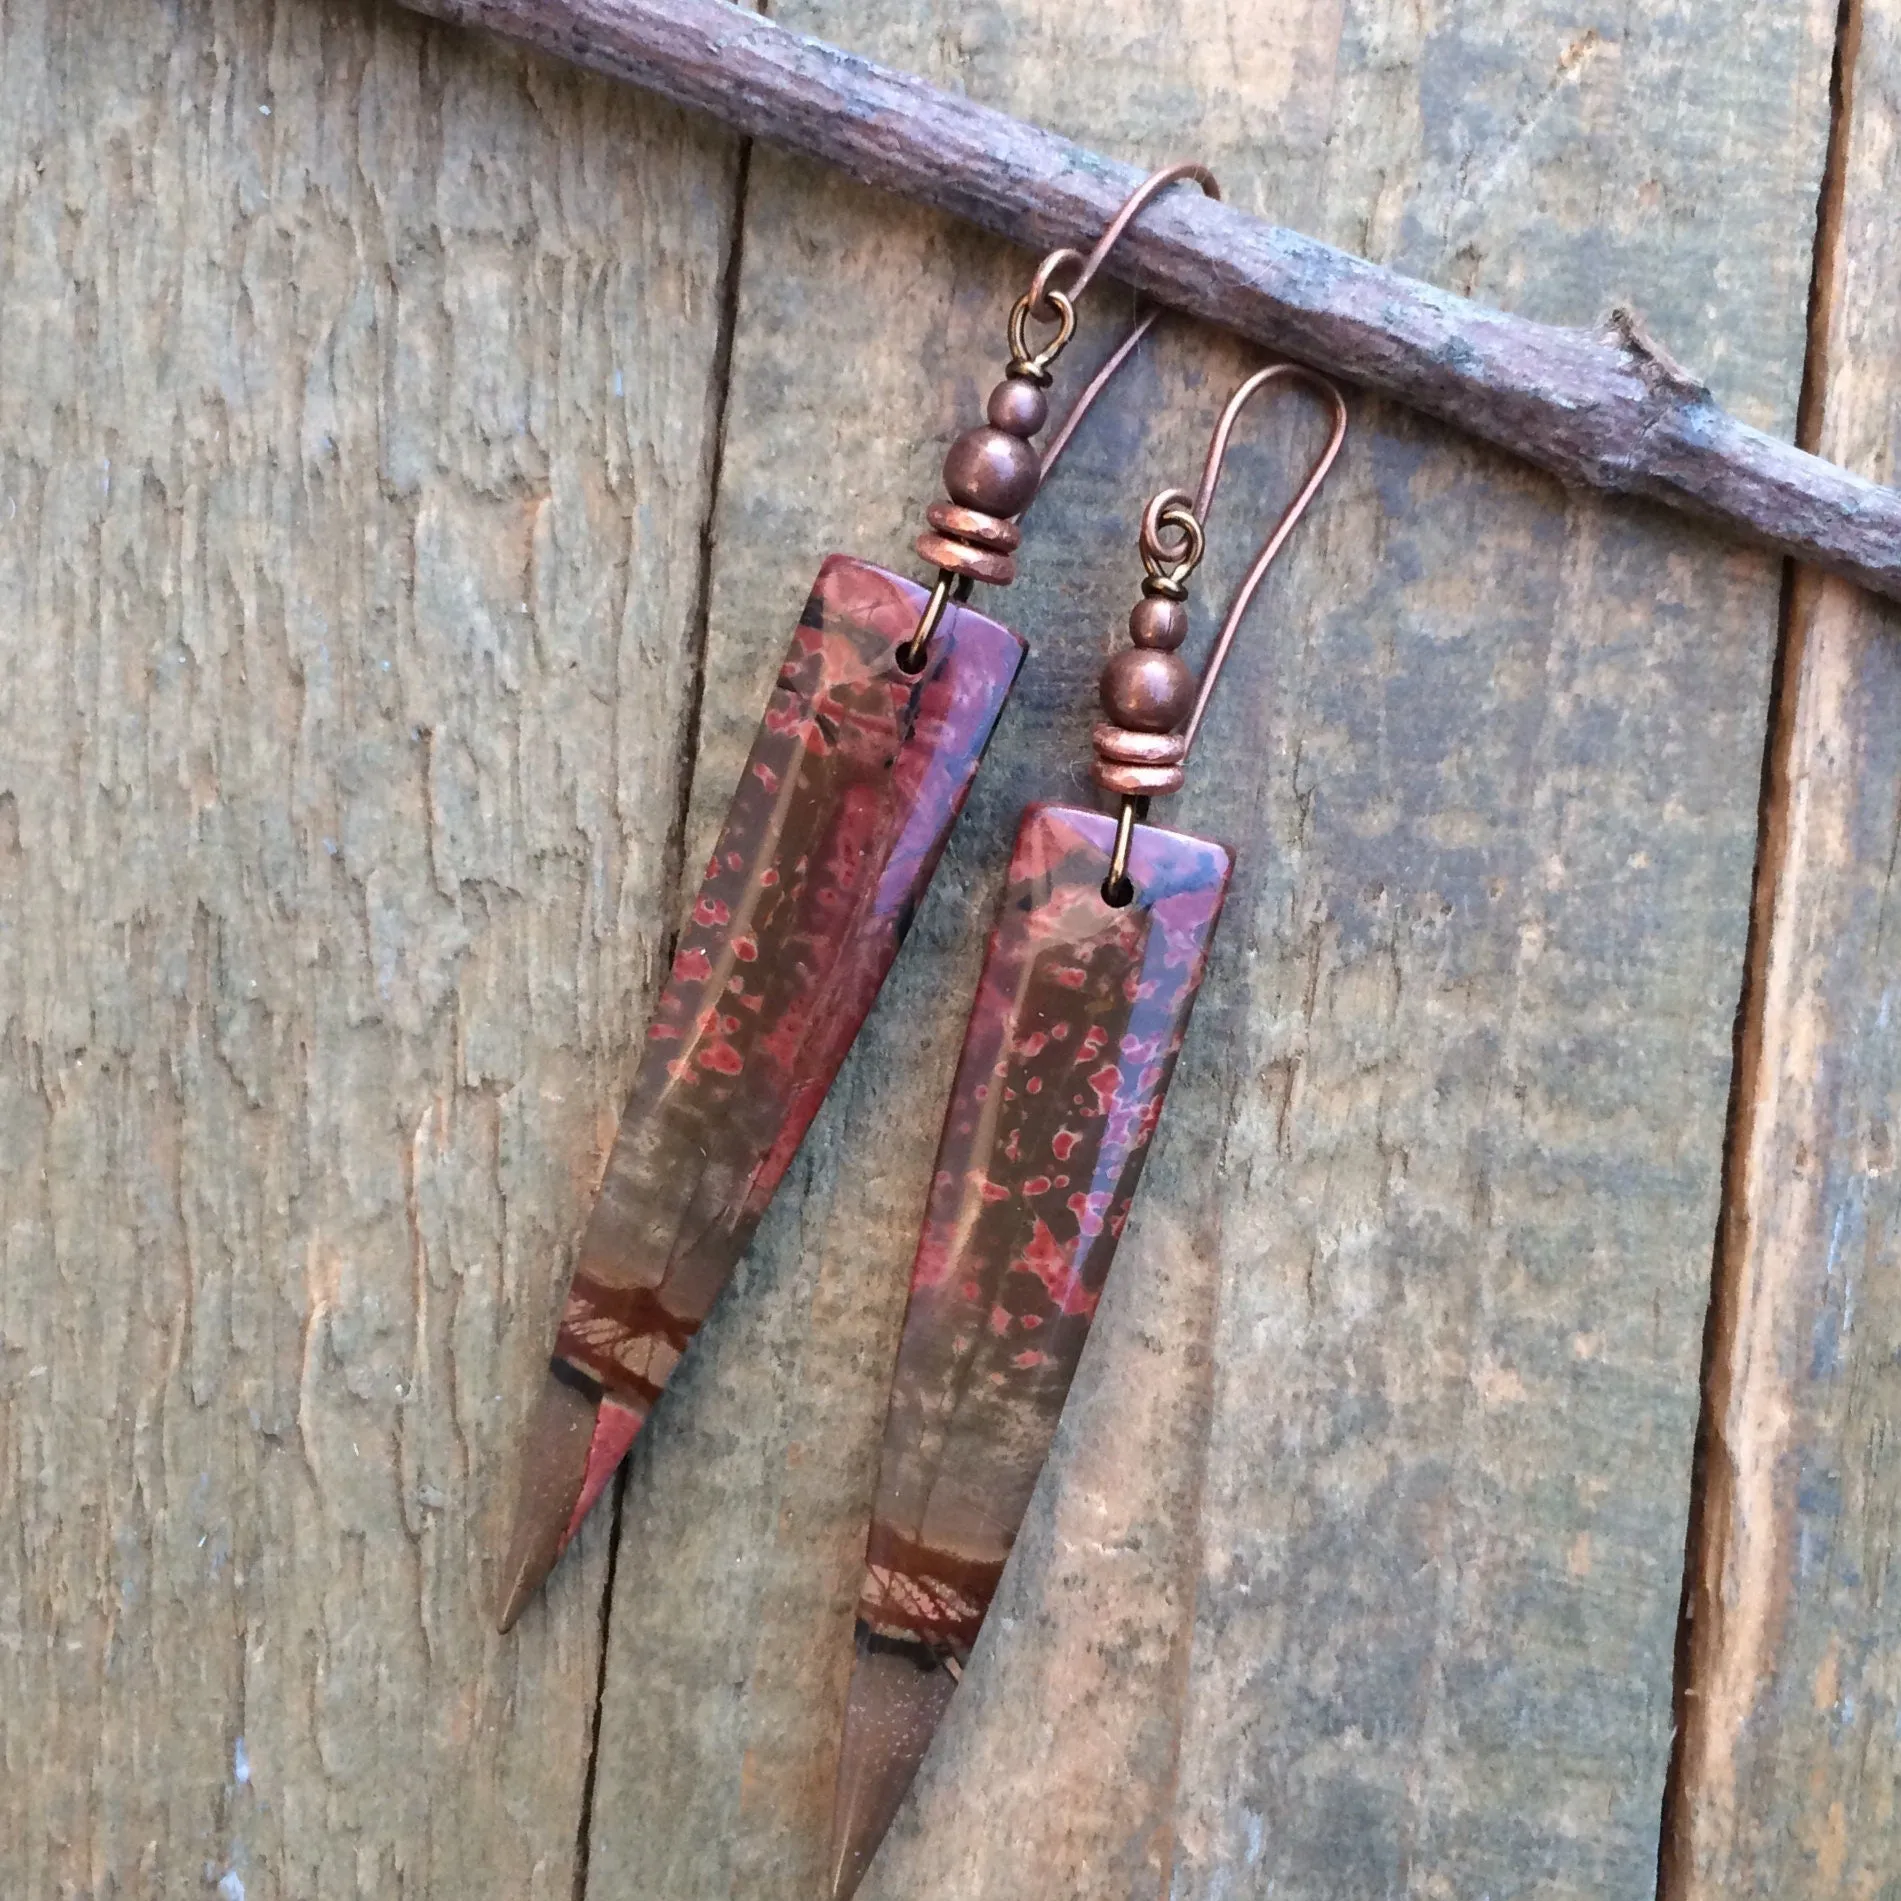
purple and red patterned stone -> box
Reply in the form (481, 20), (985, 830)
(497, 559), (1231, 1900)
(828, 804), (1231, 1900)
(496, 556), (1024, 1631)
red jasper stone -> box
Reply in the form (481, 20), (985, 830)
(828, 803), (1231, 1898)
(497, 556), (1025, 1631)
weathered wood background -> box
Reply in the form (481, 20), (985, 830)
(0, 0), (1894, 1897)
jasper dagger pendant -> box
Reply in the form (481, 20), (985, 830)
(497, 558), (1022, 1628)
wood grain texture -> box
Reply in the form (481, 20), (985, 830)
(577, 2), (1836, 1899)
(0, 1), (739, 1893)
(1669, 2), (1901, 1892)
(393, 0), (1901, 610)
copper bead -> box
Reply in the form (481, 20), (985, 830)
(915, 378), (1045, 590)
(1100, 647), (1194, 733)
(986, 377), (1049, 438)
(943, 426), (1041, 520)
(1129, 595), (1188, 651)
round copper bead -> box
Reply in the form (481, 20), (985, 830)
(926, 501), (1022, 554)
(1092, 723), (1188, 766)
(1094, 758), (1186, 797)
(1129, 595), (1188, 651)
(914, 530), (1014, 587)
(986, 377), (1049, 438)
(942, 425), (1041, 519)
(1100, 647), (1194, 733)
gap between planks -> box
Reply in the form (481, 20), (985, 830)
(569, 122), (761, 1901)
(574, 1463), (631, 1901)
(1656, 0), (1867, 1889)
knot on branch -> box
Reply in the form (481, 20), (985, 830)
(1602, 305), (1709, 406)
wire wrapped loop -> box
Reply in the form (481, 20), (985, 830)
(1139, 491), (1205, 587)
(1006, 286), (1077, 382)
(1092, 361), (1350, 899)
(1024, 248), (1085, 321)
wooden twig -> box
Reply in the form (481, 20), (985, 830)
(397, 0), (1901, 606)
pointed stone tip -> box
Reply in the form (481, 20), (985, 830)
(495, 1560), (542, 1635)
(828, 1851), (865, 1901)
(828, 1808), (872, 1901)
(828, 1626), (959, 1900)
(492, 1368), (597, 1635)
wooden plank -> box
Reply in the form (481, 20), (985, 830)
(1667, 2), (1901, 1892)
(0, 0), (739, 1893)
(581, 5), (1837, 1900)
(1104, 11), (1835, 1893)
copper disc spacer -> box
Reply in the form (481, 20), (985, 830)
(1093, 759), (1187, 797)
(914, 531), (1015, 587)
(1092, 723), (1187, 766)
(926, 501), (1022, 553)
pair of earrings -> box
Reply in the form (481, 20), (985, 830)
(494, 163), (1347, 1895)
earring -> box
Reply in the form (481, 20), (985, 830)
(827, 364), (1348, 1899)
(496, 165), (1222, 1632)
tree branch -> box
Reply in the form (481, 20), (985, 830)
(396, 0), (1901, 606)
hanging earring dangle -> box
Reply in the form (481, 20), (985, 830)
(828, 364), (1349, 1899)
(495, 166), (1222, 1632)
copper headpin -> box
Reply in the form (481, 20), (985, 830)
(1093, 362), (1350, 897)
(898, 162), (1220, 669)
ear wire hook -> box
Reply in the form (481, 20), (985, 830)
(1151, 363), (1349, 755)
(899, 163), (1219, 671)
(1097, 363), (1349, 900)
(1032, 162), (1221, 485)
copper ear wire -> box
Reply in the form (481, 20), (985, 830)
(1027, 161), (1222, 313)
(1156, 363), (1349, 758)
(1098, 363), (1349, 900)
(1022, 160), (1222, 480)
(898, 163), (1221, 670)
